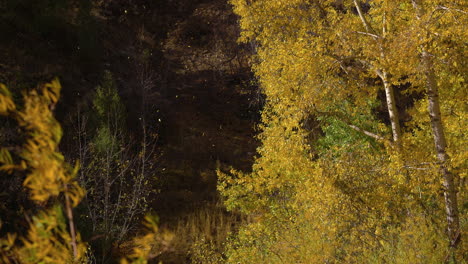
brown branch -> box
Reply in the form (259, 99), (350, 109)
(64, 191), (78, 260)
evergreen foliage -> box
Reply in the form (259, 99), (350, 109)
(76, 71), (155, 262)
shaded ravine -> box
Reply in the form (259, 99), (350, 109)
(147, 1), (260, 262)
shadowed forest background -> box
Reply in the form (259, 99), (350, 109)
(0, 0), (466, 263)
(1, 0), (258, 262)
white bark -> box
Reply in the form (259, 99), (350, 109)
(354, 1), (402, 147)
(377, 69), (401, 146)
(412, 0), (460, 250)
(422, 50), (460, 248)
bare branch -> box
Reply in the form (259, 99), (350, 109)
(353, 0), (379, 38)
(382, 11), (387, 37)
(355, 31), (381, 39)
(312, 106), (389, 143)
(64, 191), (78, 260)
(347, 124), (385, 141)
(436, 5), (468, 14)
(403, 166), (430, 170)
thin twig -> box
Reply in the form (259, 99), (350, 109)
(65, 191), (78, 260)
(355, 31), (381, 39)
(436, 5), (468, 14)
(348, 124), (385, 141)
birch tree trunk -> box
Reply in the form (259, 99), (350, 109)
(412, 0), (460, 251)
(353, 0), (402, 147)
(381, 70), (401, 146)
(422, 50), (460, 249)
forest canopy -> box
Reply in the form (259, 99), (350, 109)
(219, 0), (466, 263)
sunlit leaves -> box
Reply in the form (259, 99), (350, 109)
(221, 0), (466, 262)
(120, 214), (159, 264)
(11, 206), (87, 263)
(0, 80), (87, 263)
(0, 84), (15, 114)
(16, 80), (82, 203)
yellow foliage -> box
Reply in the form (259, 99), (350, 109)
(220, 0), (467, 263)
(0, 84), (15, 114)
(3, 78), (85, 204)
(0, 80), (86, 263)
(120, 215), (159, 264)
(0, 79), (160, 264)
(2, 206), (87, 263)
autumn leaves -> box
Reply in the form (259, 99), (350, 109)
(220, 0), (466, 262)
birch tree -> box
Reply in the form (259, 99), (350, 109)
(410, 0), (465, 254)
(220, 0), (466, 262)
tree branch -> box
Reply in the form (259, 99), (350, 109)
(436, 5), (468, 14)
(347, 124), (385, 141)
(64, 191), (78, 260)
(313, 107), (389, 143)
(355, 31), (381, 39)
(353, 0), (379, 37)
